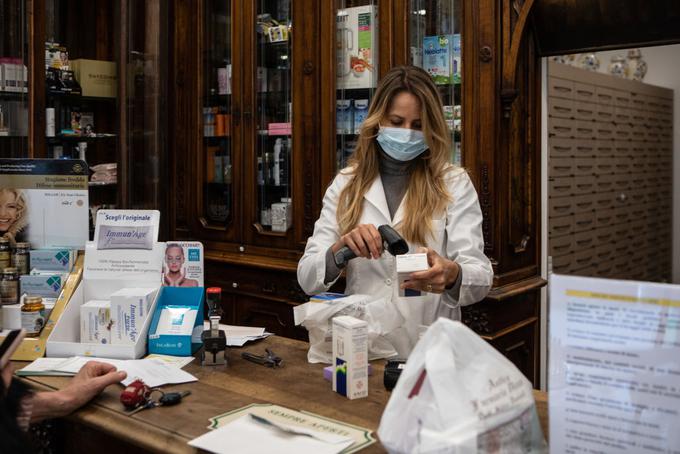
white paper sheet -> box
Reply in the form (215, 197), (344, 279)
(15, 358), (77, 376)
(144, 354), (195, 368)
(549, 274), (680, 454)
(188, 414), (353, 454)
(202, 321), (272, 346)
(20, 356), (197, 388)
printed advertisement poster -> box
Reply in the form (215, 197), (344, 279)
(0, 159), (88, 248)
(94, 209), (160, 250)
(163, 242), (204, 288)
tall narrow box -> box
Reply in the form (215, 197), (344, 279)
(332, 315), (368, 400)
(110, 287), (157, 345)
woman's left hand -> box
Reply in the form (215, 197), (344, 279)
(401, 247), (460, 294)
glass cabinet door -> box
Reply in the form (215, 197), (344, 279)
(122, 0), (168, 213)
(0, 0), (28, 157)
(254, 0), (292, 235)
(409, 0), (461, 165)
(334, 0), (379, 171)
(201, 0), (234, 228)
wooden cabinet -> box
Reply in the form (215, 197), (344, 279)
(170, 0), (545, 386)
(1, 0), (169, 234)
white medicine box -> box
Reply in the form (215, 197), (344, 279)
(396, 253), (429, 297)
(80, 300), (111, 345)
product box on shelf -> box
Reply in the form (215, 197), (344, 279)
(30, 249), (76, 272)
(336, 100), (353, 135)
(70, 59), (117, 98)
(20, 272), (68, 298)
(336, 5), (378, 90)
(353, 99), (369, 134)
(46, 241), (164, 359)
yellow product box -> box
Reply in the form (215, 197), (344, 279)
(71, 59), (117, 98)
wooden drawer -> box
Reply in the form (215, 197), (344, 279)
(630, 93), (646, 110)
(573, 82), (596, 103)
(571, 194), (596, 213)
(614, 106), (632, 123)
(549, 137), (576, 158)
(595, 174), (617, 193)
(595, 86), (615, 105)
(549, 177), (573, 197)
(574, 140), (597, 157)
(549, 196), (573, 217)
(549, 215), (574, 237)
(629, 173), (646, 189)
(594, 191), (616, 209)
(573, 157), (596, 175)
(549, 118), (575, 138)
(594, 226), (616, 243)
(595, 155), (615, 174)
(594, 123), (616, 140)
(571, 265), (597, 278)
(572, 249), (595, 269)
(595, 208), (616, 228)
(628, 200), (646, 216)
(596, 260), (615, 278)
(549, 156), (574, 177)
(549, 234), (573, 257)
(628, 219), (646, 237)
(614, 91), (631, 108)
(595, 242), (616, 262)
(573, 101), (596, 121)
(548, 97), (575, 119)
(613, 158), (632, 174)
(612, 174), (630, 191)
(614, 123), (633, 140)
(629, 109), (647, 124)
(552, 253), (574, 272)
(548, 77), (574, 99)
(613, 206), (631, 225)
(573, 211), (596, 232)
(572, 176), (596, 195)
(613, 140), (631, 156)
(595, 104), (614, 122)
(575, 120), (596, 139)
(613, 238), (630, 257)
(573, 230), (596, 250)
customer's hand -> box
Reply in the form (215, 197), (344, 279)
(60, 361), (127, 411)
(332, 224), (383, 260)
(401, 247), (460, 294)
(30, 361), (126, 422)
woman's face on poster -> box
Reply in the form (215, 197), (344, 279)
(0, 191), (19, 232)
(165, 247), (184, 272)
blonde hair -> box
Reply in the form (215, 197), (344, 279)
(337, 66), (454, 246)
(0, 188), (28, 244)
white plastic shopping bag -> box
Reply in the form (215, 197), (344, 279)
(378, 318), (547, 454)
(293, 294), (403, 363)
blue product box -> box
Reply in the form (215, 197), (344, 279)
(147, 286), (204, 356)
(30, 249), (75, 272)
(20, 273), (66, 298)
(353, 99), (369, 134)
(336, 99), (353, 135)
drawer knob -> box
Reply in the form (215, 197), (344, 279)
(232, 282), (239, 288)
(618, 193), (627, 202)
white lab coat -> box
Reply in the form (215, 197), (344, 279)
(297, 166), (493, 357)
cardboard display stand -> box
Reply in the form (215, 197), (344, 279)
(46, 242), (164, 359)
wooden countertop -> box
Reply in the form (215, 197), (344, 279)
(18, 336), (548, 453)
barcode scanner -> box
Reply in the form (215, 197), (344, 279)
(333, 225), (409, 268)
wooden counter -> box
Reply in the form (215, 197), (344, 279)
(18, 336), (548, 453)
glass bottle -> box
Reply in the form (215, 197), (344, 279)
(21, 295), (46, 337)
(1, 267), (19, 305)
(12, 242), (30, 275)
(0, 238), (10, 270)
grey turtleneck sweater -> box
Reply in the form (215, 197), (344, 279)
(324, 150), (462, 297)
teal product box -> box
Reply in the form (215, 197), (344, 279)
(30, 249), (75, 272)
(147, 286), (204, 356)
(20, 273), (66, 298)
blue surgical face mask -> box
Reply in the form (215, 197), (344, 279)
(376, 126), (428, 161)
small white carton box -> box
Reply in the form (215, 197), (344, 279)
(80, 300), (111, 345)
(332, 315), (368, 400)
(46, 241), (164, 359)
(396, 253), (429, 297)
(110, 287), (157, 345)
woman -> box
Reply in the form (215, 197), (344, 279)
(298, 66), (493, 356)
(0, 188), (28, 245)
(163, 244), (198, 287)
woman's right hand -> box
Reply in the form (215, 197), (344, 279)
(332, 224), (383, 260)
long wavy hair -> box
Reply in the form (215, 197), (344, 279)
(337, 65), (454, 246)
(0, 188), (28, 245)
